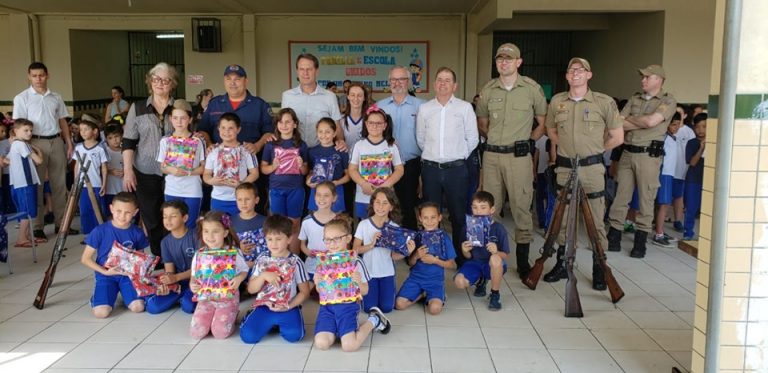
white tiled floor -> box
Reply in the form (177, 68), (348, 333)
(0, 216), (697, 372)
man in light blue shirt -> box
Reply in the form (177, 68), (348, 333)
(377, 66), (424, 229)
(417, 67), (479, 262)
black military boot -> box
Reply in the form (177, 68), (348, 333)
(607, 227), (622, 252)
(543, 246), (568, 283)
(516, 243), (531, 279)
(592, 254), (607, 291)
(630, 230), (648, 258)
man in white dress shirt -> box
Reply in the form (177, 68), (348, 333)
(417, 67), (479, 263)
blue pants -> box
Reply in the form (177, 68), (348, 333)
(210, 198), (239, 217)
(466, 148), (481, 212)
(307, 184), (345, 213)
(145, 285), (196, 314)
(362, 275), (396, 313)
(421, 163), (468, 264)
(240, 305), (305, 343)
(80, 187), (106, 235)
(684, 182), (702, 238)
(535, 173), (555, 229)
(165, 195), (201, 229)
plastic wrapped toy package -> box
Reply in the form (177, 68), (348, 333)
(376, 222), (416, 256)
(237, 229), (268, 262)
(419, 229), (446, 257)
(191, 247), (239, 302)
(162, 136), (199, 172)
(251, 255), (297, 309)
(465, 215), (493, 247)
(213, 146), (242, 181)
(314, 250), (361, 305)
(104, 240), (157, 279)
(309, 157), (335, 184)
(359, 151), (393, 187)
(274, 147), (302, 175)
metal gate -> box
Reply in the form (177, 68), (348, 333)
(128, 32), (185, 98)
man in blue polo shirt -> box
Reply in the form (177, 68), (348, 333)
(377, 66), (424, 230)
(196, 64), (274, 214)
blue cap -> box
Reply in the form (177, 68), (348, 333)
(223, 64), (246, 77)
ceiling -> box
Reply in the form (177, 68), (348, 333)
(0, 0), (484, 15)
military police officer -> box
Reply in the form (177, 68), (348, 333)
(543, 58), (624, 290)
(607, 65), (677, 258)
(476, 43), (547, 278)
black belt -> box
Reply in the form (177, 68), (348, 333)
(32, 133), (60, 140)
(484, 140), (531, 157)
(484, 144), (515, 153)
(623, 144), (649, 153)
(422, 159), (465, 169)
(556, 154), (603, 168)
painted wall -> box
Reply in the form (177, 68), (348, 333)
(252, 15), (465, 103)
(69, 30), (130, 101)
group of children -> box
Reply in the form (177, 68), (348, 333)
(62, 103), (512, 351)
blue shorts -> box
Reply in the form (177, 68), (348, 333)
(307, 185), (345, 213)
(210, 198), (239, 217)
(43, 181), (51, 194)
(11, 185), (38, 219)
(355, 202), (369, 220)
(656, 175), (674, 205)
(314, 302), (360, 338)
(269, 188), (305, 218)
(91, 273), (141, 308)
(672, 179), (685, 199)
(397, 276), (446, 302)
(456, 260), (507, 285)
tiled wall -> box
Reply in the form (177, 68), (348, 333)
(691, 1), (768, 370)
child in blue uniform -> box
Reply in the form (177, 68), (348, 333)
(395, 201), (456, 315)
(80, 192), (150, 318)
(314, 215), (391, 352)
(240, 215), (311, 344)
(454, 191), (510, 311)
(145, 200), (197, 314)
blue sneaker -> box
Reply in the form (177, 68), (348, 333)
(673, 221), (684, 232)
(488, 292), (502, 311)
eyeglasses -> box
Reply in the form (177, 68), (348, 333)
(389, 77), (409, 83)
(323, 234), (349, 245)
(366, 121), (387, 126)
(495, 57), (516, 64)
(151, 76), (173, 86)
(567, 68), (587, 74)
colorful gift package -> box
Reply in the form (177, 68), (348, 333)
(315, 250), (361, 305)
(191, 246), (239, 302)
(162, 136), (199, 172)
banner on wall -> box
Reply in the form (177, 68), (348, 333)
(289, 41), (429, 93)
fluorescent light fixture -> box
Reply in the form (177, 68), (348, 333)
(156, 33), (184, 39)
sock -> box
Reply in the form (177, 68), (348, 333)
(490, 289), (500, 295)
(368, 315), (380, 328)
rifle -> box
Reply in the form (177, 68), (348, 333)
(523, 171), (571, 290)
(563, 165), (583, 318)
(578, 188), (625, 303)
(76, 152), (104, 225)
(33, 159), (91, 309)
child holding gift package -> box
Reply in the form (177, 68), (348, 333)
(299, 181), (339, 284)
(314, 215), (391, 352)
(189, 211), (248, 339)
(306, 118), (350, 212)
(240, 215), (310, 344)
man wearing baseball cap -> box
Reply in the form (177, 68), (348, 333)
(197, 64), (274, 214)
(607, 64), (677, 258)
(542, 57), (624, 289)
(476, 43), (548, 280)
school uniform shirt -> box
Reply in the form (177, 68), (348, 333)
(298, 214), (330, 273)
(685, 139), (705, 185)
(354, 218), (396, 278)
(160, 227), (198, 274)
(307, 144), (349, 183)
(411, 229), (456, 280)
(9, 141), (41, 187)
(204, 145), (257, 201)
(0, 139), (11, 176)
(104, 146), (124, 195)
(261, 139), (309, 189)
(661, 134), (677, 177)
(467, 221), (511, 262)
(84, 221), (150, 266)
(341, 115), (364, 152)
(72, 142), (108, 188)
(349, 139), (403, 204)
(156, 136), (205, 198)
(251, 253), (310, 302)
(231, 214), (267, 234)
(674, 124), (695, 180)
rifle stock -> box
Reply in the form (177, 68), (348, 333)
(33, 160), (90, 309)
(564, 166), (583, 318)
(579, 188), (625, 303)
(523, 177), (570, 290)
